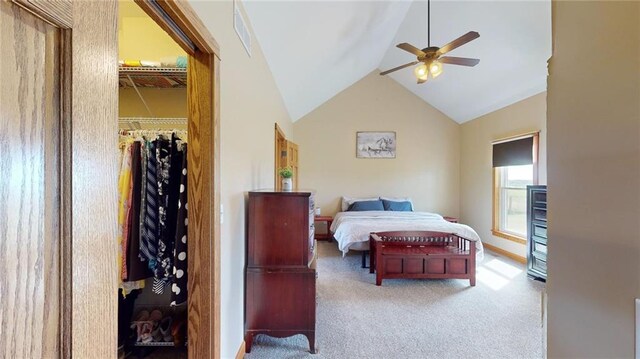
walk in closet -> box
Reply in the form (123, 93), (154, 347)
(118, 2), (189, 357)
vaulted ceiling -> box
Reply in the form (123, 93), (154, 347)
(243, 0), (551, 123)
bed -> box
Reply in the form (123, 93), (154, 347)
(329, 211), (484, 263)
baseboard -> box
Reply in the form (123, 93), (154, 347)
(483, 242), (527, 264)
(235, 340), (246, 359)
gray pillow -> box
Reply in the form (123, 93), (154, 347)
(382, 199), (413, 211)
(347, 200), (385, 211)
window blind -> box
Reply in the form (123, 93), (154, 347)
(492, 136), (534, 167)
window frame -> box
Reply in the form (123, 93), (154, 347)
(492, 132), (539, 244)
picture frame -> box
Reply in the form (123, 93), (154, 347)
(356, 131), (396, 159)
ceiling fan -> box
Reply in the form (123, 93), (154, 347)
(380, 0), (480, 84)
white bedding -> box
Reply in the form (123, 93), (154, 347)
(330, 211), (484, 261)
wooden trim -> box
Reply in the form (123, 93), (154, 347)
(212, 55), (222, 359)
(492, 168), (498, 234)
(59, 28), (72, 359)
(156, 1), (220, 56)
(274, 123), (286, 190)
(235, 340), (246, 359)
(70, 1), (119, 357)
(532, 132), (540, 185)
(483, 242), (527, 264)
(187, 50), (221, 359)
(134, 0), (220, 57)
(11, 0), (71, 28)
(275, 122), (286, 139)
(491, 229), (527, 245)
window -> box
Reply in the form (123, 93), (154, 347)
(492, 133), (539, 243)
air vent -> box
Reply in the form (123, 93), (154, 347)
(234, 0), (252, 57)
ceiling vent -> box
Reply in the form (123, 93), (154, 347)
(234, 1), (252, 57)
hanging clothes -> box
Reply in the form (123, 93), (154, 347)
(126, 141), (153, 281)
(171, 143), (188, 306)
(121, 142), (146, 295)
(117, 141), (133, 282)
(117, 130), (188, 300)
(153, 137), (172, 294)
(140, 140), (159, 268)
(138, 140), (148, 258)
(154, 135), (183, 294)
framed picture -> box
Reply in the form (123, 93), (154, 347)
(356, 131), (396, 158)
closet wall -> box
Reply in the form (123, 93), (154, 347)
(118, 1), (187, 121)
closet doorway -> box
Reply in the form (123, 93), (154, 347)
(118, 1), (221, 358)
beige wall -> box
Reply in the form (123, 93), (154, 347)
(460, 92), (547, 257)
(294, 72), (460, 217)
(187, 1), (293, 358)
(547, 1), (640, 357)
(119, 88), (187, 118)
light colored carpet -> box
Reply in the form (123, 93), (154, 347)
(246, 241), (545, 359)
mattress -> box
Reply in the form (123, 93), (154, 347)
(330, 211), (483, 261)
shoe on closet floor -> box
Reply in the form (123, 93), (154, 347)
(159, 316), (173, 342)
(149, 309), (164, 342)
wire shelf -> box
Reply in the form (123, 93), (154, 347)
(119, 67), (187, 89)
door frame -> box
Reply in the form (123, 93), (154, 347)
(274, 123), (286, 190)
(133, 2), (221, 358)
(12, 0), (221, 357)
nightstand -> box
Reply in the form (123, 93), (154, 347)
(443, 216), (458, 223)
(314, 215), (333, 241)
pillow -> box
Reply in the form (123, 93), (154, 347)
(347, 200), (385, 212)
(380, 196), (414, 211)
(382, 199), (413, 211)
(341, 196), (379, 212)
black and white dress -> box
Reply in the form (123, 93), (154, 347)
(171, 143), (188, 306)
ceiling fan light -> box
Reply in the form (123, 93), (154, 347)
(430, 60), (443, 78)
(414, 63), (428, 79)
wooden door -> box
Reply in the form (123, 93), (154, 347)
(286, 141), (299, 190)
(0, 2), (62, 357)
(275, 123), (287, 190)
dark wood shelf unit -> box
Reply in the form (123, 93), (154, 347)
(527, 185), (547, 281)
(245, 190), (317, 354)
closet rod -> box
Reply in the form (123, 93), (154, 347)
(119, 117), (187, 130)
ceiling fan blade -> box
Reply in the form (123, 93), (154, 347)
(396, 43), (426, 57)
(437, 31), (480, 56)
(380, 61), (419, 76)
(440, 56), (480, 67)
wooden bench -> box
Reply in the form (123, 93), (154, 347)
(369, 231), (476, 286)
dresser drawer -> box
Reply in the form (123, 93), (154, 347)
(531, 240), (547, 256)
(246, 269), (316, 331)
(530, 255), (547, 274)
(532, 208), (547, 222)
(532, 223), (547, 238)
(531, 190), (547, 208)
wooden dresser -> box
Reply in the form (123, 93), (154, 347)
(527, 185), (547, 281)
(245, 190), (317, 354)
